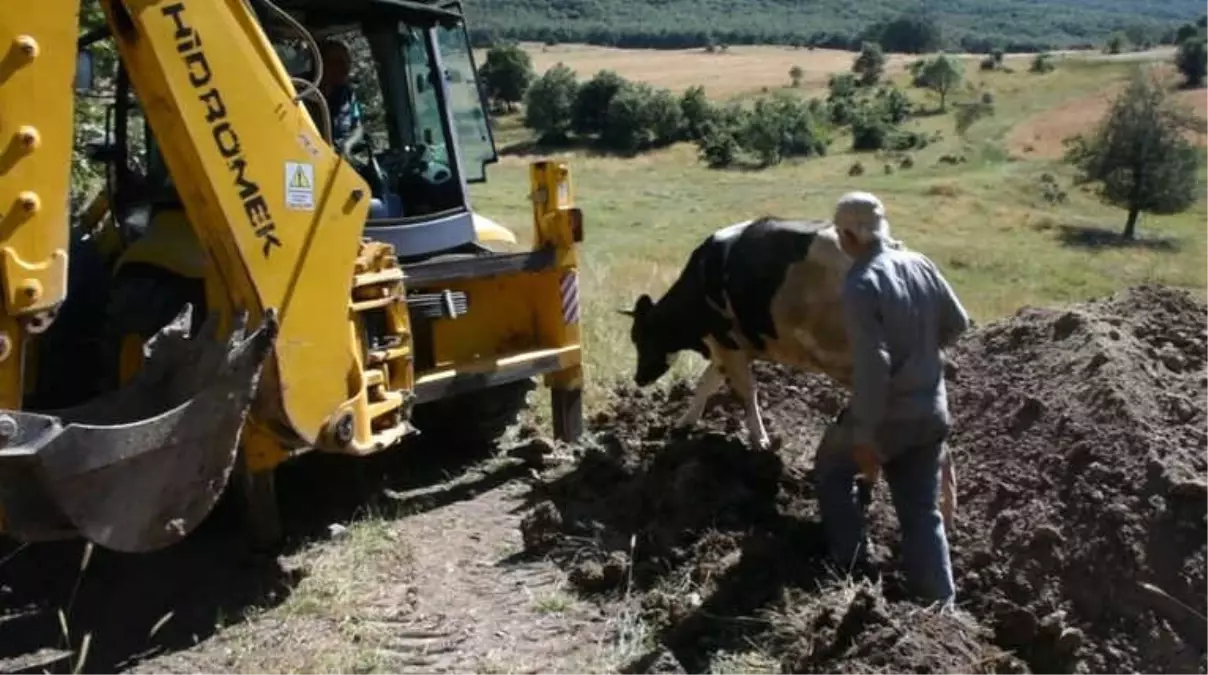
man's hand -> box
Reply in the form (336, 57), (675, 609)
(853, 443), (881, 483)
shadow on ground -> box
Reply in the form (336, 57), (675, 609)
(0, 423), (512, 674)
(1055, 224), (1181, 251)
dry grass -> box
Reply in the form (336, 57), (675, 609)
(1006, 67), (1208, 158)
(475, 43), (1180, 101)
(475, 43), (919, 96)
(133, 518), (417, 674)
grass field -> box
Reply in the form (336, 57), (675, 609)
(469, 47), (1208, 415)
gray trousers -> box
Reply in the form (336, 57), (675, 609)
(814, 409), (956, 605)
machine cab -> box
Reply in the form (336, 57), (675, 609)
(96, 0), (499, 263)
(265, 0), (500, 259)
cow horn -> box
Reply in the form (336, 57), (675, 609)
(616, 308), (635, 317)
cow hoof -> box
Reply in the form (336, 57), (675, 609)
(751, 436), (772, 451)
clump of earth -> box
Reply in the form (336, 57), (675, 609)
(519, 284), (1207, 674)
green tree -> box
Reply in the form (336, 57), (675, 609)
(920, 55), (962, 112)
(1175, 36), (1207, 88)
(789, 65), (805, 87)
(1063, 70), (1203, 239)
(573, 69), (627, 136)
(864, 12), (943, 54)
(852, 42), (886, 86)
(479, 43), (535, 112)
(1175, 23), (1200, 44)
(1105, 33), (1125, 54)
(523, 63), (578, 142)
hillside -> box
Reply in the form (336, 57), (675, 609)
(464, 0), (1205, 52)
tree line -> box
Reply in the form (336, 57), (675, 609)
(465, 1), (1205, 55)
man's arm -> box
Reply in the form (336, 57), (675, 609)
(926, 260), (971, 348)
(842, 277), (891, 452)
(339, 92), (367, 156)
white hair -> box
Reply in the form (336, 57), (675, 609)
(834, 191), (891, 244)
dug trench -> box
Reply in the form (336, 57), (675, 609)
(518, 284), (1208, 674)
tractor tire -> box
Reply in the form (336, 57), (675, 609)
(25, 228), (113, 409)
(96, 267), (284, 546)
(409, 377), (536, 448)
(98, 265), (206, 392)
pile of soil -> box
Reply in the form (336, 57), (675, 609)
(518, 284), (1206, 674)
(945, 284), (1207, 673)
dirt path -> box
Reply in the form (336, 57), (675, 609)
(0, 447), (626, 675)
(373, 473), (619, 673)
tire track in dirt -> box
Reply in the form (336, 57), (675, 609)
(381, 475), (619, 673)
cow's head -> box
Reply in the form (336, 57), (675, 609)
(620, 294), (671, 387)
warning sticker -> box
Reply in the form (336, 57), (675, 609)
(284, 162), (315, 211)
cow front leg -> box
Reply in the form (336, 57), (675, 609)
(719, 353), (770, 450)
(676, 360), (725, 429)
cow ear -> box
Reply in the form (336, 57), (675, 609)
(616, 308), (635, 317)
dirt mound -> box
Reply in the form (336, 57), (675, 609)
(519, 284), (1207, 674)
(945, 284), (1207, 673)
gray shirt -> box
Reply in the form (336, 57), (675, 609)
(842, 238), (971, 459)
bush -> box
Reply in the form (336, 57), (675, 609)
(600, 82), (685, 152)
(764, 92), (828, 158)
(827, 73), (860, 124)
(696, 93), (826, 168)
(697, 105), (746, 168)
(876, 86), (913, 124)
(572, 70), (627, 137)
(1030, 53), (1056, 73)
(1175, 36), (1207, 88)
(523, 63), (579, 141)
(827, 73), (858, 100)
(646, 88), (686, 145)
(851, 106), (894, 151)
(979, 55), (997, 71)
(680, 85), (714, 141)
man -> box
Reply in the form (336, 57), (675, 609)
(314, 38), (365, 157)
(815, 191), (971, 606)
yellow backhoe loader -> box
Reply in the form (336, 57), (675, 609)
(0, 0), (584, 553)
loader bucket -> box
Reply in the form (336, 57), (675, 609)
(0, 306), (278, 553)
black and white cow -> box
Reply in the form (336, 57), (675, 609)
(622, 216), (856, 450)
(622, 216), (957, 526)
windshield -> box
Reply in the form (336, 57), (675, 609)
(435, 25), (496, 183)
(399, 25), (452, 176)
(141, 17), (498, 223)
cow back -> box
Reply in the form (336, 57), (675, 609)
(698, 217), (831, 350)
